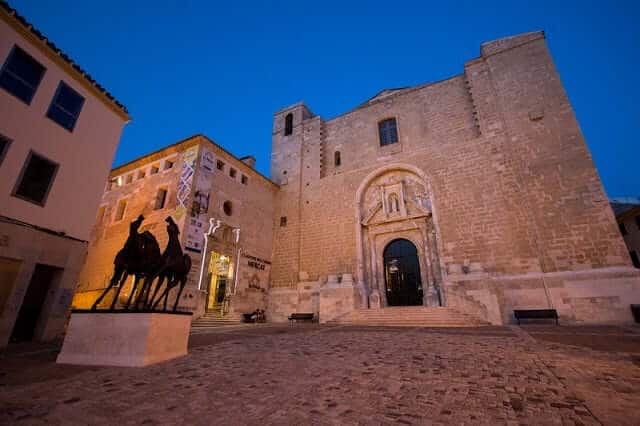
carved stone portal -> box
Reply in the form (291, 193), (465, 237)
(355, 164), (443, 309)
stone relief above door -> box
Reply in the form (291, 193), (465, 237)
(360, 174), (432, 227)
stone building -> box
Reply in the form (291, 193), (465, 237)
(77, 30), (640, 327)
(268, 31), (640, 325)
(74, 135), (277, 318)
(0, 3), (129, 346)
(611, 198), (640, 268)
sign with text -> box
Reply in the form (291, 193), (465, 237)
(243, 253), (271, 271)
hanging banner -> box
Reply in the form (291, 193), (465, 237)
(175, 147), (198, 219)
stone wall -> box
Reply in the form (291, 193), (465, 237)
(448, 267), (640, 324)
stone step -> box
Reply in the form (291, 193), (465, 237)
(192, 319), (240, 325)
(191, 311), (243, 330)
(328, 307), (488, 327)
(348, 312), (472, 317)
(333, 322), (478, 327)
(344, 313), (476, 318)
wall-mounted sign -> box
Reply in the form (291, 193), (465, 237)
(191, 190), (210, 217)
(248, 260), (265, 270)
(201, 149), (215, 172)
(249, 274), (263, 290)
(243, 253), (271, 270)
(185, 217), (205, 252)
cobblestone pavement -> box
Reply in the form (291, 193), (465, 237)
(1, 325), (639, 425)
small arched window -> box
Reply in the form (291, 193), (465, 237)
(284, 113), (293, 136)
(223, 200), (233, 216)
(334, 151), (341, 167)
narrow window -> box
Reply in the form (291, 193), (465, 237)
(620, 223), (628, 236)
(164, 159), (174, 170)
(137, 169), (146, 179)
(107, 179), (116, 191)
(150, 164), (159, 175)
(116, 176), (123, 187)
(216, 160), (225, 170)
(154, 188), (168, 210)
(334, 151), (341, 167)
(223, 200), (233, 216)
(636, 215), (640, 230)
(12, 151), (59, 206)
(125, 174), (133, 184)
(115, 199), (127, 221)
(46, 81), (85, 131)
(284, 113), (293, 136)
(0, 134), (11, 166)
(280, 216), (287, 227)
(631, 251), (640, 268)
(378, 118), (398, 146)
(241, 175), (248, 185)
(229, 168), (237, 178)
(0, 45), (46, 104)
(96, 206), (106, 224)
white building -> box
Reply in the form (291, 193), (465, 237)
(0, 3), (130, 346)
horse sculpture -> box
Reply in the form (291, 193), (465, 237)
(91, 215), (162, 310)
(149, 216), (192, 311)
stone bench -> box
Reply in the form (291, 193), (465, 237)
(288, 313), (314, 325)
(514, 309), (559, 325)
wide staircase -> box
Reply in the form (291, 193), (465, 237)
(327, 306), (489, 327)
(190, 308), (243, 333)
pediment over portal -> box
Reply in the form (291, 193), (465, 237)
(361, 203), (431, 226)
(359, 168), (433, 226)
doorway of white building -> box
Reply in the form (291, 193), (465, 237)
(10, 264), (61, 342)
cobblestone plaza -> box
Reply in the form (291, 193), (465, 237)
(1, 325), (639, 425)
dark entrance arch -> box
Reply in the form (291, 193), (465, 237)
(383, 239), (423, 306)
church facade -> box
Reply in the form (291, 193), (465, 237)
(266, 31), (640, 324)
(76, 31), (640, 326)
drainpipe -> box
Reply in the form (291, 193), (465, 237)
(197, 218), (221, 291)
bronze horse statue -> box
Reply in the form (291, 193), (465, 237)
(91, 215), (162, 310)
(149, 216), (192, 311)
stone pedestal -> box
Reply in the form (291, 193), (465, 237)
(57, 310), (192, 367)
(319, 281), (355, 324)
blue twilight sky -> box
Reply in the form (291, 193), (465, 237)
(11, 0), (640, 197)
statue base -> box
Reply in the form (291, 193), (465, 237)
(56, 310), (192, 367)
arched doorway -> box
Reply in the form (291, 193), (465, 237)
(383, 239), (423, 306)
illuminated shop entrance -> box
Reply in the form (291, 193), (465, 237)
(383, 239), (423, 306)
(207, 251), (234, 311)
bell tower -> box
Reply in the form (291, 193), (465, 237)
(270, 102), (315, 185)
(269, 102), (316, 288)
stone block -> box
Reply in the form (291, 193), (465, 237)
(56, 311), (192, 367)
